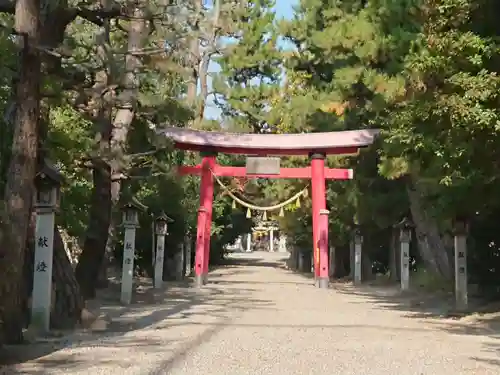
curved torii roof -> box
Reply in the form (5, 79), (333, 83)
(158, 127), (379, 156)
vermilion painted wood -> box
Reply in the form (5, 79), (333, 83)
(319, 211), (330, 281)
(194, 156), (216, 283)
(178, 165), (354, 180)
(311, 157), (327, 279)
(202, 156), (216, 278)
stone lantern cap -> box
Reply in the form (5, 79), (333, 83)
(156, 211), (174, 223)
(394, 216), (414, 230)
(35, 159), (64, 186)
(121, 197), (148, 212)
(452, 215), (469, 235)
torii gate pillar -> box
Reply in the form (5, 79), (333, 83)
(194, 152), (216, 287)
(310, 152), (328, 286)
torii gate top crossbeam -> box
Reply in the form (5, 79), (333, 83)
(158, 127), (379, 156)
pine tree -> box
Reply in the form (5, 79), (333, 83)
(213, 0), (282, 133)
(277, 0), (500, 280)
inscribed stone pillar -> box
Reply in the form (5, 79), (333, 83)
(453, 217), (468, 310)
(353, 229), (363, 285)
(120, 226), (137, 304)
(32, 207), (56, 332)
(154, 233), (166, 288)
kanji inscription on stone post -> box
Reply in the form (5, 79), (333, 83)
(154, 233), (166, 288)
(185, 235), (193, 276)
(36, 261), (48, 272)
(400, 236), (410, 291)
(246, 233), (251, 252)
(354, 243), (362, 285)
(454, 233), (468, 310)
(38, 236), (48, 248)
(32, 208), (56, 332)
(353, 229), (363, 285)
(121, 228), (137, 304)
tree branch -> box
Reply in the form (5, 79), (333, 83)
(0, 1), (124, 27)
(71, 5), (123, 26)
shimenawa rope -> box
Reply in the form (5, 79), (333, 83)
(210, 169), (308, 211)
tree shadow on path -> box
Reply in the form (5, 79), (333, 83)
(0, 265), (274, 374)
(329, 281), (500, 370)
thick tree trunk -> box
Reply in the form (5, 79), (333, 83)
(96, 6), (148, 287)
(51, 228), (84, 329)
(22, 214), (35, 327)
(76, 0), (113, 299)
(407, 179), (452, 280)
(96, 224), (115, 289)
(0, 0), (41, 344)
(334, 243), (349, 278)
(76, 163), (112, 299)
(362, 248), (373, 281)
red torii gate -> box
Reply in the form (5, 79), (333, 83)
(159, 127), (379, 288)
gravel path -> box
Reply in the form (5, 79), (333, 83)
(4, 251), (500, 375)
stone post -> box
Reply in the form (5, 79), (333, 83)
(353, 227), (363, 285)
(32, 205), (56, 332)
(121, 224), (137, 304)
(120, 201), (145, 304)
(279, 235), (287, 252)
(400, 239), (410, 291)
(269, 228), (274, 252)
(396, 217), (413, 291)
(399, 234), (410, 290)
(154, 232), (166, 288)
(153, 212), (172, 288)
(246, 233), (252, 252)
(184, 234), (192, 276)
(453, 216), (469, 311)
(174, 244), (184, 281)
(31, 163), (63, 332)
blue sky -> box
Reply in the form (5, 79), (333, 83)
(204, 0), (297, 120)
(274, 0), (296, 19)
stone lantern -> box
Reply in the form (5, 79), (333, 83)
(353, 225), (363, 246)
(154, 211), (174, 288)
(121, 200), (144, 228)
(120, 198), (147, 304)
(352, 223), (363, 285)
(35, 160), (63, 210)
(452, 215), (469, 236)
(395, 216), (414, 291)
(155, 211), (173, 236)
(395, 216), (413, 244)
(31, 160), (64, 332)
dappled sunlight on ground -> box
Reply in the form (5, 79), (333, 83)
(1, 251), (499, 374)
